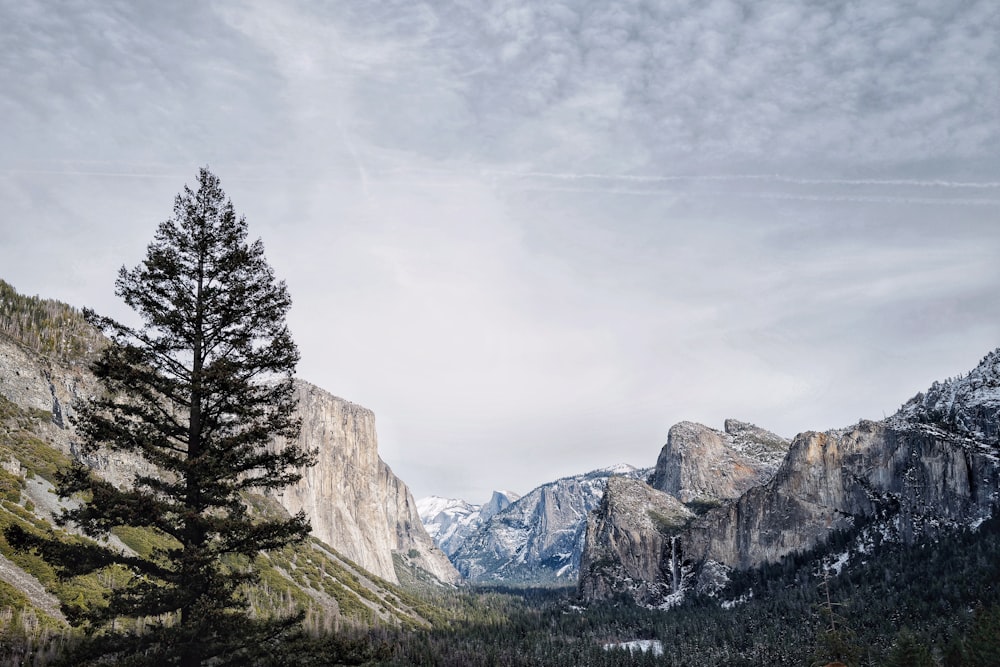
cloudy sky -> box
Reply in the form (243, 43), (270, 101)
(2, 1), (999, 502)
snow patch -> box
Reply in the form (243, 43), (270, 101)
(603, 640), (664, 656)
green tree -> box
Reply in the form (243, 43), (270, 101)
(965, 605), (1000, 667)
(884, 627), (934, 667)
(811, 572), (862, 667)
(6, 168), (315, 665)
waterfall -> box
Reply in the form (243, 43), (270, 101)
(669, 536), (681, 593)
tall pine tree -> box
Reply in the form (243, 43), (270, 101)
(6, 168), (315, 665)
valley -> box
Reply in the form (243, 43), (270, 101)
(1, 278), (999, 665)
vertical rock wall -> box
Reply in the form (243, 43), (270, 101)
(273, 381), (460, 584)
(1, 335), (459, 586)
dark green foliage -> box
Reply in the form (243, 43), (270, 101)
(963, 605), (1000, 667)
(362, 510), (1000, 666)
(4, 168), (315, 665)
(812, 572), (862, 667)
(884, 628), (934, 667)
(683, 498), (722, 516)
(0, 466), (21, 503)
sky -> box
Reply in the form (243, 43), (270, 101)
(2, 0), (999, 503)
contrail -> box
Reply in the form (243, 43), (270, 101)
(7, 162), (999, 196)
(480, 169), (1000, 189)
(500, 183), (1000, 206)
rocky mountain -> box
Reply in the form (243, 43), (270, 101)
(648, 419), (789, 504)
(270, 381), (460, 585)
(417, 490), (519, 558)
(579, 476), (694, 604)
(580, 351), (1000, 607)
(450, 464), (648, 584)
(0, 281), (458, 628)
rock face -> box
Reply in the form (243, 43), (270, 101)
(648, 420), (789, 504)
(579, 477), (693, 604)
(270, 381), (460, 585)
(417, 490), (519, 558)
(687, 417), (1000, 571)
(0, 334), (155, 489)
(451, 465), (648, 584)
(581, 351), (1000, 605)
(0, 328), (458, 588)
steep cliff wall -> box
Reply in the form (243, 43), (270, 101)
(686, 418), (1000, 570)
(684, 351), (1000, 569)
(1, 333), (458, 587)
(581, 351), (1000, 605)
(579, 476), (693, 604)
(271, 381), (460, 584)
(376, 456), (462, 584)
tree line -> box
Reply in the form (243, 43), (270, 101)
(0, 280), (103, 364)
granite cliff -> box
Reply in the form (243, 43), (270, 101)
(578, 476), (694, 604)
(580, 351), (1000, 606)
(648, 419), (789, 504)
(579, 419), (788, 604)
(270, 381), (459, 584)
(0, 284), (458, 605)
(685, 352), (1000, 571)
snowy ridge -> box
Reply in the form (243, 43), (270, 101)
(722, 419), (791, 466)
(416, 491), (520, 558)
(451, 465), (650, 584)
(892, 348), (1000, 446)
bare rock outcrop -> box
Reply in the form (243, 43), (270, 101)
(581, 350), (1000, 605)
(579, 476), (693, 604)
(648, 419), (789, 504)
(272, 381), (460, 584)
(684, 352), (1000, 570)
(0, 335), (157, 490)
(580, 419), (788, 604)
(685, 418), (1000, 570)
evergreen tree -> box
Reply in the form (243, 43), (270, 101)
(5, 168), (315, 665)
(884, 627), (934, 667)
(811, 572), (862, 667)
(965, 605), (1000, 667)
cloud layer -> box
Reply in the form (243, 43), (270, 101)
(2, 0), (999, 501)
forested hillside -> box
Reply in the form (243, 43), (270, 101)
(0, 280), (102, 363)
(372, 511), (1000, 666)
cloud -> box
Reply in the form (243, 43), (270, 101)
(289, 0), (998, 171)
(1, 0), (999, 501)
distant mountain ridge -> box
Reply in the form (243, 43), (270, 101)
(580, 350), (1000, 608)
(417, 490), (519, 558)
(430, 464), (650, 585)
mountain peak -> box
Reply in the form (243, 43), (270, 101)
(892, 348), (1000, 445)
(648, 419), (789, 503)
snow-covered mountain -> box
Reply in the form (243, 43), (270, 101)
(892, 349), (1000, 445)
(581, 349), (1000, 608)
(416, 490), (519, 558)
(449, 464), (649, 585)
